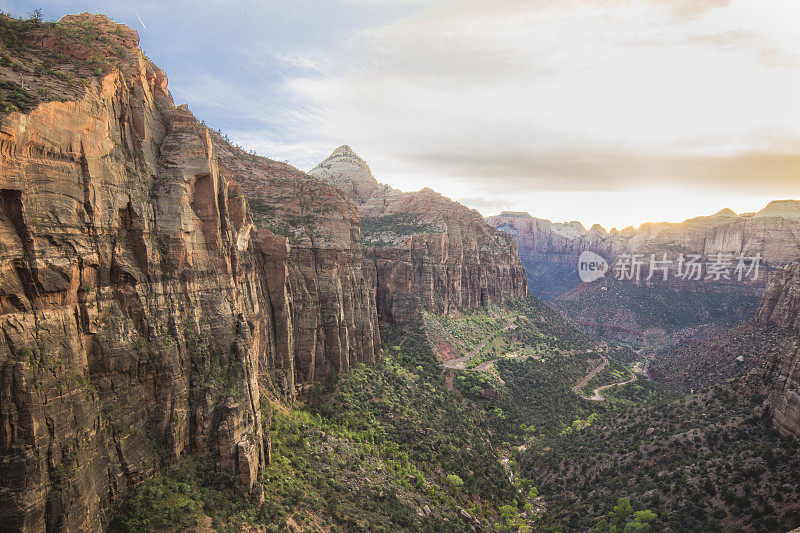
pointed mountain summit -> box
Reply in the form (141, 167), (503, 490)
(713, 208), (738, 217)
(309, 145), (380, 203)
(308, 145), (527, 322)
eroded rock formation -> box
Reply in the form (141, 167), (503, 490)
(0, 13), (530, 530)
(0, 13), (374, 531)
(0, 16), (273, 530)
(489, 206), (800, 298)
(309, 146), (528, 323)
(758, 263), (800, 437)
(489, 208), (800, 344)
(209, 134), (381, 389)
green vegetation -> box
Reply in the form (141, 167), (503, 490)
(424, 304), (512, 357)
(488, 354), (603, 441)
(113, 458), (260, 532)
(116, 323), (544, 531)
(595, 497), (659, 532)
(504, 296), (593, 352)
(424, 296), (594, 370)
(0, 79), (30, 112)
(650, 323), (797, 391)
(0, 11), (49, 53)
(360, 213), (440, 246)
(0, 11), (139, 114)
(600, 376), (680, 408)
(112, 292), (796, 532)
(523, 375), (800, 532)
(580, 357), (630, 397)
(555, 278), (760, 345)
(445, 474), (464, 495)
(311, 331), (518, 506)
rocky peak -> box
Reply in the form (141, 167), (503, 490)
(588, 223), (607, 235)
(309, 147), (528, 324)
(755, 199), (800, 219)
(309, 145), (380, 203)
(713, 208), (738, 217)
(330, 144), (357, 157)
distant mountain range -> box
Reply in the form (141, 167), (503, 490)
(488, 202), (800, 344)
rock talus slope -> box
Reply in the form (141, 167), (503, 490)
(309, 146), (528, 323)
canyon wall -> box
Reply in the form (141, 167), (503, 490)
(309, 146), (528, 323)
(489, 208), (800, 344)
(758, 263), (800, 437)
(0, 26), (267, 532)
(489, 207), (800, 298)
(209, 134), (380, 391)
(0, 13), (376, 531)
(0, 13), (529, 530)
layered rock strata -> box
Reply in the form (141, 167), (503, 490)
(309, 146), (528, 323)
(758, 263), (800, 436)
(0, 13), (374, 531)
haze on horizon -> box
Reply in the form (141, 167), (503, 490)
(7, 0), (800, 229)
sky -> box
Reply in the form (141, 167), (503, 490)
(4, 0), (800, 229)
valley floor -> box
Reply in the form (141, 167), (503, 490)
(113, 296), (800, 533)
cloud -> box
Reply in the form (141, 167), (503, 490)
(273, 0), (800, 197)
(25, 0), (800, 226)
(418, 149), (800, 195)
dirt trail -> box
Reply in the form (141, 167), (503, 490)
(572, 353), (637, 402)
(443, 316), (518, 370)
(585, 370), (636, 401)
(571, 354), (608, 395)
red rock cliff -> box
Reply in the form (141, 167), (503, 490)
(757, 264), (800, 437)
(0, 13), (376, 531)
(309, 146), (527, 323)
(209, 135), (380, 391)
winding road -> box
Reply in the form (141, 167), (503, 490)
(572, 353), (637, 402)
(443, 316), (519, 370)
(570, 354), (608, 395)
(584, 369), (636, 401)
(443, 315), (638, 401)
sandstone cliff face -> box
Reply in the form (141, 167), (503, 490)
(489, 208), (800, 344)
(209, 135), (380, 390)
(758, 264), (800, 437)
(0, 14), (375, 531)
(489, 206), (800, 294)
(757, 263), (800, 329)
(309, 146), (527, 323)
